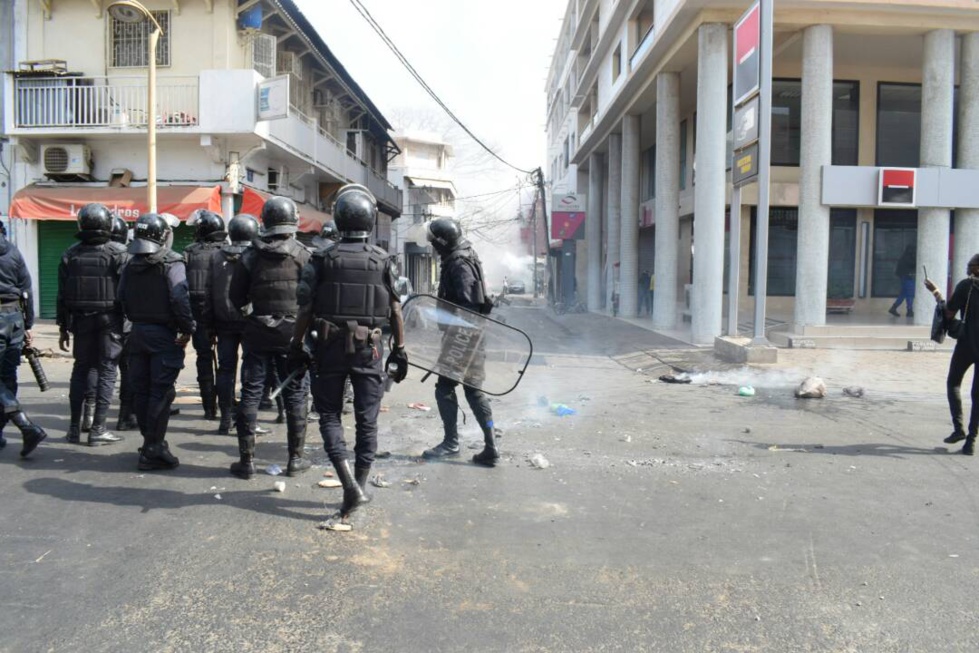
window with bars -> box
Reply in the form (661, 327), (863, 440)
(110, 11), (170, 68)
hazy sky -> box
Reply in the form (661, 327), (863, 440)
(294, 0), (567, 225)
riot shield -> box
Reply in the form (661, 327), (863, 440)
(401, 294), (533, 396)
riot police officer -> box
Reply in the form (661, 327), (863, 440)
(422, 217), (500, 466)
(56, 203), (127, 446)
(118, 213), (195, 471)
(110, 215), (138, 430)
(0, 223), (47, 457)
(184, 210), (227, 420)
(312, 219), (339, 250)
(229, 196), (312, 479)
(292, 184), (407, 519)
(203, 213), (259, 435)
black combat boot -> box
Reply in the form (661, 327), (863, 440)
(201, 380), (218, 421)
(15, 410), (47, 458)
(65, 423), (81, 444)
(81, 400), (94, 432)
(963, 435), (975, 456)
(88, 407), (123, 446)
(230, 435), (256, 480)
(138, 442), (180, 470)
(332, 457), (369, 517)
(945, 430), (967, 444)
(217, 407), (232, 435)
(285, 418), (311, 477)
(422, 431), (460, 459)
(472, 426), (500, 467)
(354, 464), (372, 494)
(274, 394), (285, 425)
(116, 403), (138, 431)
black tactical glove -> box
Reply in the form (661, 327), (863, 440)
(385, 346), (408, 383)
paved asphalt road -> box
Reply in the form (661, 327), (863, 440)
(0, 304), (976, 652)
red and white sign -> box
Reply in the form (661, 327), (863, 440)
(551, 192), (587, 240)
(878, 168), (916, 207)
(733, 2), (761, 106)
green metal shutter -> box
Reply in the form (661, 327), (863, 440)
(170, 223), (195, 254)
(38, 221), (77, 320)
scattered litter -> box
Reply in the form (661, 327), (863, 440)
(843, 386), (865, 398)
(742, 428), (751, 434)
(738, 386), (756, 397)
(380, 406), (390, 413)
(375, 451), (392, 459)
(273, 481), (286, 492)
(403, 476), (422, 486)
(767, 445), (808, 452)
(214, 494), (222, 500)
(317, 479), (342, 488)
(549, 403), (576, 416)
(408, 402), (431, 411)
(529, 453), (550, 469)
(265, 464), (283, 476)
(371, 475), (392, 488)
(317, 518), (352, 532)
(53, 459), (64, 463)
(538, 396), (549, 407)
(323, 471), (335, 478)
(659, 373), (692, 384)
(795, 376), (827, 399)
(949, 554), (960, 558)
(620, 435), (632, 443)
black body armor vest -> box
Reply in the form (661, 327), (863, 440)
(312, 242), (391, 327)
(62, 242), (123, 312)
(123, 251), (181, 325)
(184, 241), (223, 300)
(211, 244), (247, 327)
(247, 238), (309, 316)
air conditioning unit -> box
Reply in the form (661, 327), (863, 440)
(42, 144), (93, 179)
(277, 51), (303, 80)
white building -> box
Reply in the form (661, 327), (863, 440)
(546, 0), (979, 344)
(1, 0), (402, 318)
(388, 131), (456, 295)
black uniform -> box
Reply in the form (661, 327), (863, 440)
(429, 242), (497, 461)
(184, 237), (225, 418)
(229, 236), (311, 476)
(57, 233), (128, 444)
(119, 248), (195, 469)
(204, 241), (248, 433)
(298, 240), (397, 472)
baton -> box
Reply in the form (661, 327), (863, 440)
(269, 366), (304, 401)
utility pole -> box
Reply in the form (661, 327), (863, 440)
(534, 167), (551, 302)
(531, 186), (539, 298)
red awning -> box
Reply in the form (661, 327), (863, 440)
(240, 186), (330, 233)
(9, 185), (222, 221)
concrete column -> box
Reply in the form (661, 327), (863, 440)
(692, 23), (727, 343)
(956, 32), (979, 282)
(916, 29), (955, 324)
(654, 72), (680, 330)
(606, 133), (622, 313)
(794, 25), (833, 328)
(587, 153), (604, 311)
(620, 114), (641, 318)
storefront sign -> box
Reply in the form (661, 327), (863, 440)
(551, 192), (587, 240)
(878, 168), (916, 207)
(257, 75), (289, 121)
(733, 95), (760, 150)
(732, 143), (759, 188)
(733, 2), (761, 106)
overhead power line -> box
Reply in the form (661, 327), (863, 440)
(348, 0), (536, 176)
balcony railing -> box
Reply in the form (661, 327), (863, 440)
(13, 75), (199, 128)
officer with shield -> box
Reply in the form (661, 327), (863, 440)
(203, 213), (259, 435)
(118, 213), (195, 471)
(183, 210), (227, 420)
(421, 218), (500, 467)
(56, 203), (127, 446)
(229, 196), (312, 479)
(292, 184), (407, 519)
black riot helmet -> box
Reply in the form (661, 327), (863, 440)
(77, 203), (113, 234)
(426, 218), (463, 256)
(130, 213), (172, 255)
(228, 213), (260, 245)
(110, 215), (129, 244)
(189, 209), (226, 242)
(260, 196), (299, 237)
(332, 184), (377, 239)
(320, 220), (339, 242)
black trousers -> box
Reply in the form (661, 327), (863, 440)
(0, 309), (25, 427)
(215, 329), (243, 411)
(192, 322), (215, 392)
(312, 338), (384, 468)
(68, 313), (123, 425)
(128, 323), (184, 444)
(236, 347), (308, 436)
(947, 342), (979, 436)
(435, 375), (493, 438)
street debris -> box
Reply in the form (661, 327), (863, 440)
(379, 406), (390, 413)
(767, 445), (808, 452)
(371, 475), (392, 488)
(317, 517), (352, 532)
(214, 494), (222, 500)
(549, 403), (576, 416)
(795, 377), (827, 398)
(317, 479), (342, 488)
(265, 464), (283, 476)
(738, 386), (756, 397)
(659, 373), (692, 384)
(620, 435), (632, 443)
(407, 402), (431, 411)
(273, 481), (286, 492)
(843, 386), (865, 398)
(403, 476), (422, 486)
(323, 471), (335, 478)
(529, 453), (551, 469)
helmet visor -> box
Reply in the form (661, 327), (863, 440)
(129, 238), (161, 255)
